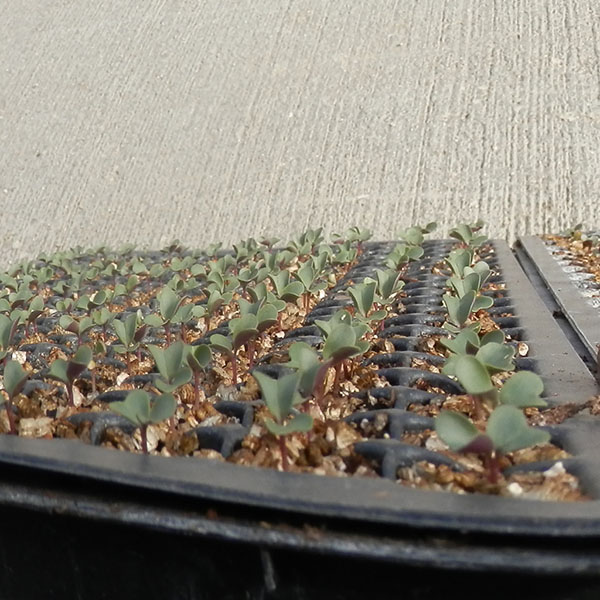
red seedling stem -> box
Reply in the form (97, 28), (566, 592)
(140, 424), (149, 454)
(3, 396), (16, 435)
(193, 371), (201, 411)
(231, 354), (238, 386)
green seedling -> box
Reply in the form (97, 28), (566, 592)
(23, 295), (45, 336)
(91, 307), (115, 342)
(210, 314), (258, 384)
(330, 240), (358, 265)
(285, 342), (322, 398)
(170, 256), (195, 272)
(192, 289), (233, 332)
(202, 242), (223, 259)
(288, 228), (324, 257)
(6, 285), (33, 311)
(347, 279), (387, 326)
(447, 262), (492, 300)
(442, 291), (493, 333)
(148, 341), (192, 394)
(253, 371), (313, 471)
(269, 271), (305, 304)
(259, 236), (280, 250)
(47, 345), (92, 407)
(237, 263), (269, 297)
(435, 405), (551, 483)
(0, 314), (20, 365)
(204, 267), (238, 295)
(445, 248), (473, 278)
(398, 226), (425, 247)
(295, 262), (328, 313)
(441, 328), (506, 358)
(229, 313), (260, 371)
(145, 286), (192, 344)
(275, 249), (297, 270)
(385, 243), (424, 271)
(312, 312), (370, 402)
(59, 314), (94, 347)
(111, 389), (177, 454)
(449, 222), (487, 248)
(1, 360), (28, 434)
(332, 226), (373, 246)
(186, 344), (212, 410)
(148, 263), (165, 278)
(55, 298), (75, 314)
(75, 290), (108, 312)
(112, 312), (148, 369)
(237, 298), (279, 332)
(373, 269), (405, 306)
(190, 263), (207, 278)
(445, 354), (546, 415)
(309, 249), (329, 275)
(209, 333), (237, 383)
(247, 283), (286, 314)
(258, 249), (279, 273)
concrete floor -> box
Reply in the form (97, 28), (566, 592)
(1, 1), (599, 268)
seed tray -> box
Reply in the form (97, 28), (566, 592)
(515, 235), (600, 375)
(1, 240), (600, 592)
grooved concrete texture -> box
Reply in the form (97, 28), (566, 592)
(1, 1), (598, 266)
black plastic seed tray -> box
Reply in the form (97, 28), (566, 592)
(516, 235), (600, 375)
(1, 240), (600, 599)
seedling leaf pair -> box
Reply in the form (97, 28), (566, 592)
(436, 405), (550, 455)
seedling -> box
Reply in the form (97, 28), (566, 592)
(441, 328), (506, 358)
(313, 311), (370, 402)
(445, 354), (546, 416)
(347, 278), (387, 326)
(288, 228), (324, 257)
(112, 312), (148, 369)
(285, 341), (322, 398)
(1, 360), (28, 434)
(91, 307), (115, 342)
(209, 333), (237, 383)
(237, 263), (268, 297)
(442, 290), (493, 333)
(269, 271), (305, 304)
(237, 298), (279, 332)
(47, 345), (92, 407)
(22, 295), (45, 336)
(0, 314), (19, 365)
(332, 226), (373, 253)
(435, 405), (551, 483)
(246, 283), (286, 314)
(145, 286), (192, 344)
(258, 236), (280, 250)
(449, 222), (487, 248)
(373, 269), (405, 306)
(445, 248), (473, 278)
(59, 314), (94, 347)
(329, 241), (356, 265)
(295, 262), (327, 313)
(185, 344), (212, 410)
(148, 341), (192, 394)
(253, 371), (313, 471)
(110, 389), (177, 454)
(385, 243), (424, 271)
(192, 288), (233, 332)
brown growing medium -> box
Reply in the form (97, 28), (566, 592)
(0, 241), (590, 502)
(544, 233), (600, 285)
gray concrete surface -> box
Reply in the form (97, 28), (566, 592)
(1, 1), (599, 268)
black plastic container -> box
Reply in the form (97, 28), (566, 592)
(1, 240), (600, 600)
